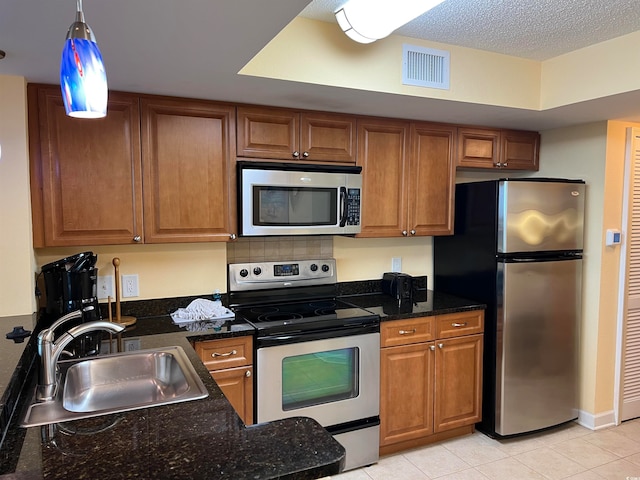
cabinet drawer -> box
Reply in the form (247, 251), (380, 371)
(381, 317), (435, 347)
(194, 336), (253, 371)
(436, 311), (484, 339)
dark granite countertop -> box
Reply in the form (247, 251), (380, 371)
(343, 289), (486, 321)
(0, 285), (485, 479)
(1, 315), (344, 479)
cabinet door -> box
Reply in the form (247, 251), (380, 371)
(456, 127), (500, 169)
(380, 342), (434, 446)
(409, 123), (456, 235)
(141, 98), (236, 242)
(300, 112), (356, 164)
(236, 106), (298, 160)
(357, 118), (410, 237)
(29, 85), (143, 247)
(434, 334), (483, 433)
(501, 130), (540, 171)
(211, 366), (254, 425)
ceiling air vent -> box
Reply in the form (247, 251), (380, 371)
(402, 44), (450, 90)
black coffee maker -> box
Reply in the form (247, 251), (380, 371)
(40, 251), (101, 357)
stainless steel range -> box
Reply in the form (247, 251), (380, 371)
(228, 258), (380, 471)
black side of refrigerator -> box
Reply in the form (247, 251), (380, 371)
(434, 180), (501, 435)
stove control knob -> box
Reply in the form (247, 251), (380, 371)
(253, 267), (262, 276)
(321, 264), (330, 272)
(239, 269), (249, 278)
(310, 264), (318, 272)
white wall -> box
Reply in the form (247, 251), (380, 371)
(0, 76), (36, 317)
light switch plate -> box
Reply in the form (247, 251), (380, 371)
(97, 275), (114, 300)
(391, 257), (402, 272)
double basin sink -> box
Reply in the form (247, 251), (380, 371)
(21, 346), (209, 427)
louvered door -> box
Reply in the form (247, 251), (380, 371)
(621, 128), (640, 421)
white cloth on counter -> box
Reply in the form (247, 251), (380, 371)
(170, 298), (234, 323)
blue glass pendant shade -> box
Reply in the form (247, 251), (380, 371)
(59, 5), (107, 118)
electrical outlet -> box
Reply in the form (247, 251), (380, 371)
(122, 274), (139, 298)
(123, 338), (141, 351)
(97, 275), (114, 299)
(391, 257), (402, 272)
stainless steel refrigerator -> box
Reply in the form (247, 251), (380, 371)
(434, 178), (585, 438)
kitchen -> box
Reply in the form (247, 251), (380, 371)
(0, 0), (638, 477)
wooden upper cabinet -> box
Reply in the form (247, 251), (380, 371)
(29, 85), (143, 247)
(357, 118), (456, 238)
(408, 123), (456, 235)
(141, 98), (236, 243)
(357, 118), (410, 237)
(457, 127), (539, 171)
(501, 129), (540, 170)
(237, 106), (356, 164)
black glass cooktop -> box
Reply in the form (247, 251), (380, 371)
(233, 298), (378, 334)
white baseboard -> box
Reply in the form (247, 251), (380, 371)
(576, 409), (616, 430)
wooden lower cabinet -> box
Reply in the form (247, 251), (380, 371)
(210, 366), (253, 425)
(380, 311), (484, 454)
(193, 336), (254, 425)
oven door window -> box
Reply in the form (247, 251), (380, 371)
(281, 347), (359, 410)
(254, 187), (337, 226)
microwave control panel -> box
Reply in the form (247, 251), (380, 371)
(346, 188), (361, 226)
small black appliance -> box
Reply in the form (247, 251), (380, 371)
(40, 251), (101, 357)
(381, 272), (415, 301)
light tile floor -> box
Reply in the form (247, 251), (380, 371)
(333, 419), (640, 480)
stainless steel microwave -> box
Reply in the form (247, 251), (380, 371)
(237, 162), (362, 236)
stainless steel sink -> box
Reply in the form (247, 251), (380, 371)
(21, 346), (208, 427)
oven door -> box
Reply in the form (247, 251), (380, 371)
(256, 331), (379, 427)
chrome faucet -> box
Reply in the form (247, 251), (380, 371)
(36, 312), (125, 402)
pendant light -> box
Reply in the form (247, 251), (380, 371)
(335, 0), (445, 44)
(60, 0), (107, 118)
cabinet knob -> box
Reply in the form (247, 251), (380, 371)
(430, 345), (436, 351)
(410, 230), (416, 235)
(494, 162), (501, 167)
(292, 151), (300, 158)
(502, 162), (508, 167)
(245, 370), (251, 378)
(229, 233), (237, 240)
(402, 230), (408, 236)
(302, 151), (309, 158)
(133, 235), (142, 243)
(438, 343), (444, 349)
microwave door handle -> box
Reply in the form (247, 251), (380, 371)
(339, 186), (347, 227)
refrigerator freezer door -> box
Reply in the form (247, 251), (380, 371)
(495, 257), (581, 436)
(498, 181), (585, 253)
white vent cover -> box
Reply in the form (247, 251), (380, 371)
(402, 44), (450, 90)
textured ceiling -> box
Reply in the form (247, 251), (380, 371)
(301, 0), (640, 60)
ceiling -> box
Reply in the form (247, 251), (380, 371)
(2, 0), (640, 131)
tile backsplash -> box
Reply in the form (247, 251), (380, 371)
(226, 236), (333, 263)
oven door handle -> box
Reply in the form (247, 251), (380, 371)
(339, 186), (348, 227)
(257, 322), (379, 348)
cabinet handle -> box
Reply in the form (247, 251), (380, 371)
(399, 329), (416, 335)
(430, 345), (435, 351)
(292, 151), (300, 158)
(410, 229), (416, 235)
(211, 349), (237, 358)
(451, 322), (468, 327)
(402, 230), (408, 236)
(133, 235), (142, 242)
(245, 370), (251, 377)
(302, 151), (309, 158)
(229, 233), (237, 240)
